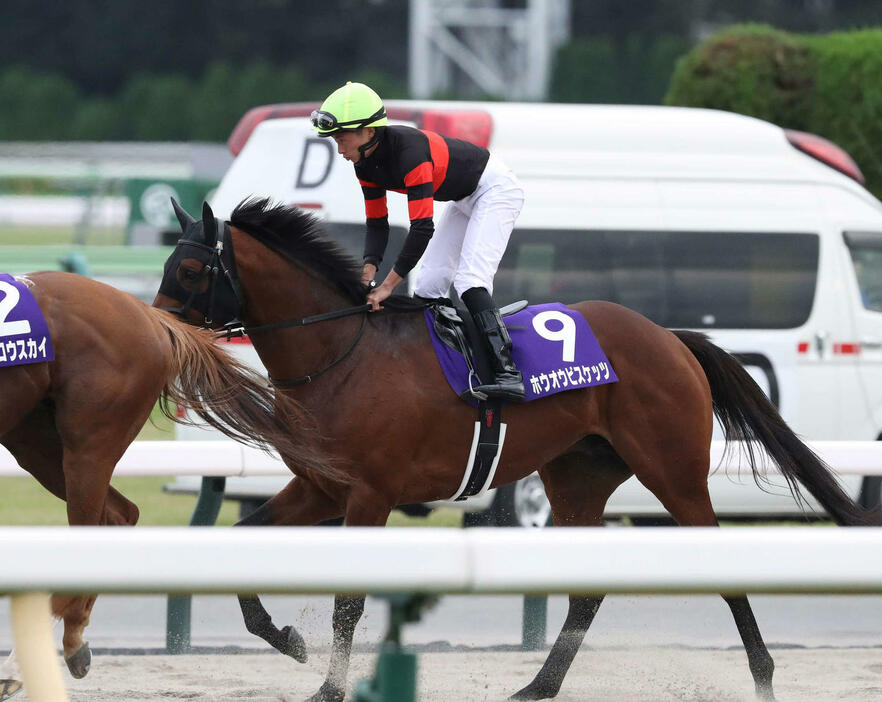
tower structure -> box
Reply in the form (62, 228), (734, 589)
(409, 0), (570, 101)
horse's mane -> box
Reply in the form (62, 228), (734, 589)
(229, 197), (366, 303)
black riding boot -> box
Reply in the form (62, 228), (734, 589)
(472, 308), (525, 402)
(461, 287), (525, 402)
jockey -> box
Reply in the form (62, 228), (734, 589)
(311, 81), (526, 402)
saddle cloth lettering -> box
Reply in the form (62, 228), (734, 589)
(426, 302), (617, 402)
(0, 274), (55, 368)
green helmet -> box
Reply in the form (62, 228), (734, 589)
(311, 82), (387, 137)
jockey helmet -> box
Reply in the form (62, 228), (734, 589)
(311, 82), (387, 137)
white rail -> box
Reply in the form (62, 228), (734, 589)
(1, 440), (882, 478)
(1, 526), (882, 594)
(4, 525), (882, 701)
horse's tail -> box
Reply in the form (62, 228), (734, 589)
(673, 329), (878, 526)
(148, 308), (339, 482)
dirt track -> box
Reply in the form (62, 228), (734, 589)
(12, 647), (882, 701)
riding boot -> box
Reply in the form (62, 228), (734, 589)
(471, 307), (526, 403)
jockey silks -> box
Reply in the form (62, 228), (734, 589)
(355, 125), (490, 276)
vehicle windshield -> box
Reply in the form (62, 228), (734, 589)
(845, 232), (882, 312)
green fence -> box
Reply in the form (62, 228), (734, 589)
(1, 245), (173, 276)
(124, 178), (217, 245)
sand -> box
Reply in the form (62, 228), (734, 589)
(11, 646), (882, 701)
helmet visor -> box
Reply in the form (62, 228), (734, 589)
(311, 107), (386, 134)
(310, 110), (339, 132)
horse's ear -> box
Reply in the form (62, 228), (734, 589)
(171, 198), (196, 232)
(201, 201), (218, 244)
(171, 198), (195, 231)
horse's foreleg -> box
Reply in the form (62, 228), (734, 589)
(306, 488), (391, 702)
(511, 442), (631, 701)
(234, 476), (342, 664)
(511, 595), (605, 701)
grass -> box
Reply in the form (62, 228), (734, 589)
(0, 476), (465, 527)
(0, 226), (125, 246)
(0, 401), (465, 527)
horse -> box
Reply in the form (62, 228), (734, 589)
(153, 198), (877, 702)
(0, 270), (329, 688)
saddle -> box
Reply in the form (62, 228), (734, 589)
(430, 299), (528, 402)
(428, 298), (527, 500)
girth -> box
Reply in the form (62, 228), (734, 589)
(428, 298), (527, 500)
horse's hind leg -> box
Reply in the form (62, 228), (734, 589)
(511, 438), (632, 701)
(50, 387), (152, 678)
(50, 487), (140, 679)
(619, 439), (776, 701)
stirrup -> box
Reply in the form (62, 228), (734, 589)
(472, 380), (525, 403)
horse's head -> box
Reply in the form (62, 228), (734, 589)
(153, 199), (243, 328)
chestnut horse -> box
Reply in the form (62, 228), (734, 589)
(154, 199), (876, 702)
(0, 271), (327, 686)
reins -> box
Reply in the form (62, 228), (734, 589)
(220, 303), (372, 387)
(163, 213), (376, 389)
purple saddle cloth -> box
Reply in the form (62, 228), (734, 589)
(426, 302), (617, 403)
(0, 274), (55, 368)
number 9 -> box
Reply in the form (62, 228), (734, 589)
(532, 310), (576, 362)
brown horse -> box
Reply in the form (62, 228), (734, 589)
(154, 198), (876, 702)
(0, 270), (328, 684)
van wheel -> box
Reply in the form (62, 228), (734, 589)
(492, 477), (552, 528)
(462, 509), (495, 527)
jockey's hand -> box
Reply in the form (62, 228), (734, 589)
(367, 284), (392, 311)
(366, 270), (404, 311)
(361, 263), (378, 286)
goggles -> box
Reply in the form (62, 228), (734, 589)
(310, 106), (386, 133)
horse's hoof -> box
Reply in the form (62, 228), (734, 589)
(280, 625), (308, 663)
(0, 679), (23, 701)
(509, 680), (559, 700)
(303, 681), (344, 702)
(65, 642), (91, 679)
(755, 685), (777, 702)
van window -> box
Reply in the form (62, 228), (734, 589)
(844, 231), (882, 312)
(494, 230), (819, 329)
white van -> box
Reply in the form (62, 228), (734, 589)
(175, 100), (882, 523)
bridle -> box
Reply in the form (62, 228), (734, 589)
(160, 220), (371, 388)
(159, 225), (245, 326)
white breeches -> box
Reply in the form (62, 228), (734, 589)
(412, 155), (525, 299)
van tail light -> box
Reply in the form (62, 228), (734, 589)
(418, 110), (493, 148)
(785, 130), (865, 185)
(228, 105), (280, 156)
(227, 104), (494, 155)
(797, 342), (809, 354)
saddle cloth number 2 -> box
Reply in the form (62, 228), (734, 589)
(0, 281), (32, 338)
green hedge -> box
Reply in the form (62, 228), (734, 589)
(0, 63), (406, 142)
(666, 24), (882, 200)
(551, 34), (691, 105)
